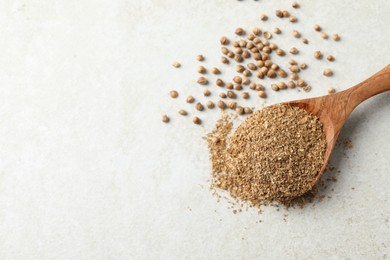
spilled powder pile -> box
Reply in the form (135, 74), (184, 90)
(207, 104), (327, 207)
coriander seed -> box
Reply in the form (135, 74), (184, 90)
(162, 115), (169, 123)
(247, 34), (255, 41)
(219, 93), (227, 99)
(263, 32), (272, 39)
(289, 59), (298, 65)
(321, 32), (328, 39)
(172, 61), (181, 68)
(247, 63), (257, 70)
(242, 92), (250, 99)
(292, 1), (299, 8)
(227, 51), (235, 58)
(227, 101), (237, 109)
(258, 90), (266, 98)
(287, 81), (296, 88)
(197, 77), (208, 85)
(186, 96), (195, 103)
(290, 73), (299, 80)
(260, 14), (268, 21)
(314, 24), (321, 31)
(192, 116), (201, 125)
(236, 65), (245, 73)
(170, 90), (179, 98)
(302, 38), (309, 44)
(327, 55), (335, 61)
(269, 43), (278, 50)
(236, 106), (245, 115)
(290, 47), (299, 54)
(216, 78), (225, 87)
(197, 66), (206, 74)
(235, 27), (245, 35)
(221, 56), (229, 64)
(234, 84), (243, 90)
(256, 71), (265, 79)
(242, 77), (251, 85)
(220, 36), (229, 45)
(226, 83), (234, 89)
(275, 10), (283, 17)
(328, 87), (336, 94)
(195, 102), (204, 111)
(267, 69), (276, 78)
(271, 63), (279, 70)
(196, 54), (204, 61)
(271, 84), (280, 91)
(206, 101), (215, 109)
(235, 47), (243, 54)
(277, 82), (287, 89)
(227, 90), (237, 99)
(282, 10), (290, 17)
(249, 83), (256, 90)
(243, 70), (252, 77)
(256, 84), (264, 91)
(242, 50), (250, 59)
(233, 76), (242, 84)
(217, 100), (226, 110)
(252, 27), (261, 35)
(244, 107), (253, 114)
(314, 51), (323, 59)
(221, 47), (229, 55)
(276, 48), (285, 56)
(212, 67), (221, 75)
(234, 55), (244, 63)
(293, 30), (301, 38)
(203, 89), (211, 96)
(178, 109), (187, 116)
(278, 69), (288, 78)
(333, 34), (340, 41)
(274, 27), (281, 34)
(297, 79), (306, 87)
(290, 65), (300, 73)
(300, 63), (307, 70)
(289, 16), (297, 22)
(323, 68), (333, 77)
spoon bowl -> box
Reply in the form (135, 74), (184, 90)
(284, 65), (390, 192)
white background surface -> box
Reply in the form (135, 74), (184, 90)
(0, 0), (389, 259)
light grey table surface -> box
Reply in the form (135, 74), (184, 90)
(0, 0), (389, 259)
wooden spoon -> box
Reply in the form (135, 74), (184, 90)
(285, 65), (390, 192)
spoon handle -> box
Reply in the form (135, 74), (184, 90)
(345, 64), (390, 110)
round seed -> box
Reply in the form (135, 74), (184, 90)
(333, 34), (341, 41)
(303, 85), (311, 92)
(314, 24), (321, 31)
(244, 107), (253, 114)
(212, 67), (221, 75)
(195, 102), (204, 111)
(292, 1), (299, 8)
(274, 27), (281, 34)
(278, 69), (288, 78)
(162, 115), (169, 123)
(302, 38), (309, 44)
(253, 38), (261, 44)
(227, 91), (237, 99)
(226, 83), (234, 89)
(170, 90), (179, 98)
(196, 55), (204, 61)
(314, 51), (323, 59)
(260, 14), (268, 21)
(227, 102), (237, 109)
(290, 65), (300, 73)
(263, 31), (272, 39)
(256, 71), (265, 79)
(249, 83), (256, 90)
(216, 78), (225, 87)
(297, 79), (306, 87)
(221, 56), (229, 64)
(267, 69), (276, 78)
(282, 10), (290, 17)
(256, 84), (265, 91)
(271, 84), (280, 91)
(220, 36), (229, 45)
(206, 101), (215, 109)
(246, 42), (254, 49)
(239, 40), (247, 47)
(327, 55), (335, 62)
(275, 10), (283, 18)
(192, 116), (201, 125)
(290, 47), (299, 54)
(219, 93), (227, 99)
(290, 73), (299, 80)
(178, 109), (187, 116)
(271, 64), (279, 70)
(233, 76), (242, 84)
(217, 100), (226, 110)
(269, 43), (278, 50)
(328, 87), (336, 94)
(289, 16), (297, 22)
(277, 82), (287, 89)
(260, 67), (268, 74)
(264, 60), (273, 68)
(242, 77), (251, 85)
(186, 96), (195, 103)
(172, 61), (181, 68)
(197, 77), (208, 85)
(242, 92), (250, 99)
(235, 27), (245, 35)
(234, 84), (243, 90)
(247, 63), (257, 71)
(323, 68), (333, 77)
(258, 90), (266, 98)
(234, 55), (244, 63)
(197, 66), (206, 74)
(227, 51), (235, 58)
(293, 30), (301, 38)
(203, 89), (211, 96)
(252, 27), (261, 35)
(276, 48), (285, 56)
(247, 34), (255, 41)
(287, 81), (296, 88)
(300, 63), (308, 70)
(221, 47), (229, 55)
(235, 106), (245, 115)
(242, 50), (250, 59)
(321, 32), (328, 39)
(263, 46), (271, 53)
(235, 47), (243, 54)
(289, 59), (298, 65)
(243, 70), (252, 77)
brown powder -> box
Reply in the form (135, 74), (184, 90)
(207, 104), (327, 207)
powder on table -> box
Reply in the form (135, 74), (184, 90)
(207, 103), (327, 207)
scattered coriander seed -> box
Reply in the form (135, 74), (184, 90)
(292, 1), (300, 8)
(247, 34), (255, 41)
(263, 46), (271, 54)
(271, 63), (279, 70)
(244, 107), (253, 114)
(253, 38), (261, 44)
(260, 14), (268, 21)
(206, 101), (215, 109)
(263, 31), (272, 39)
(236, 106), (245, 115)
(220, 36), (229, 45)
(314, 51), (323, 59)
(269, 43), (278, 50)
(243, 70), (252, 77)
(242, 77), (251, 85)
(333, 34), (341, 41)
(197, 65), (206, 74)
(290, 47), (299, 54)
(256, 84), (265, 91)
(328, 87), (336, 94)
(242, 92), (250, 99)
(260, 67), (268, 74)
(289, 59), (298, 65)
(172, 61), (181, 68)
(186, 96), (195, 103)
(178, 109), (187, 116)
(261, 53), (269, 60)
(276, 48), (285, 56)
(258, 90), (266, 98)
(271, 84), (280, 91)
(302, 38), (309, 44)
(235, 27), (245, 35)
(321, 32), (328, 39)
(234, 55), (244, 63)
(192, 116), (201, 125)
(234, 84), (243, 90)
(227, 101), (237, 109)
(282, 10), (290, 17)
(257, 60), (264, 67)
(314, 24), (321, 31)
(251, 47), (259, 54)
(247, 63), (257, 70)
(327, 55), (335, 62)
(221, 56), (229, 64)
(196, 54), (204, 61)
(216, 78), (225, 87)
(236, 65), (245, 73)
(162, 115), (169, 123)
(303, 85), (311, 92)
(227, 51), (235, 58)
(267, 69), (276, 78)
(289, 16), (297, 22)
(275, 10), (283, 18)
(293, 30), (301, 38)
(226, 83), (234, 89)
(221, 47), (229, 55)
(239, 40), (247, 47)
(219, 93), (227, 99)
(252, 27), (261, 35)
(274, 28), (281, 34)
(233, 76), (242, 84)
(246, 42), (254, 49)
(290, 73), (299, 80)
(203, 89), (211, 96)
(278, 69), (288, 78)
(323, 68), (333, 77)
(197, 77), (208, 85)
(256, 71), (265, 79)
(277, 82), (287, 89)
(249, 83), (256, 90)
(235, 47), (243, 54)
(300, 63), (308, 70)
(297, 79), (306, 87)
(242, 50), (251, 59)
(227, 90), (237, 99)
(233, 41), (239, 47)
(290, 65), (300, 73)
(170, 90), (179, 98)
(212, 67), (221, 75)
(287, 81), (296, 88)
(195, 102), (204, 111)
(217, 100), (226, 110)
(264, 60), (273, 68)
